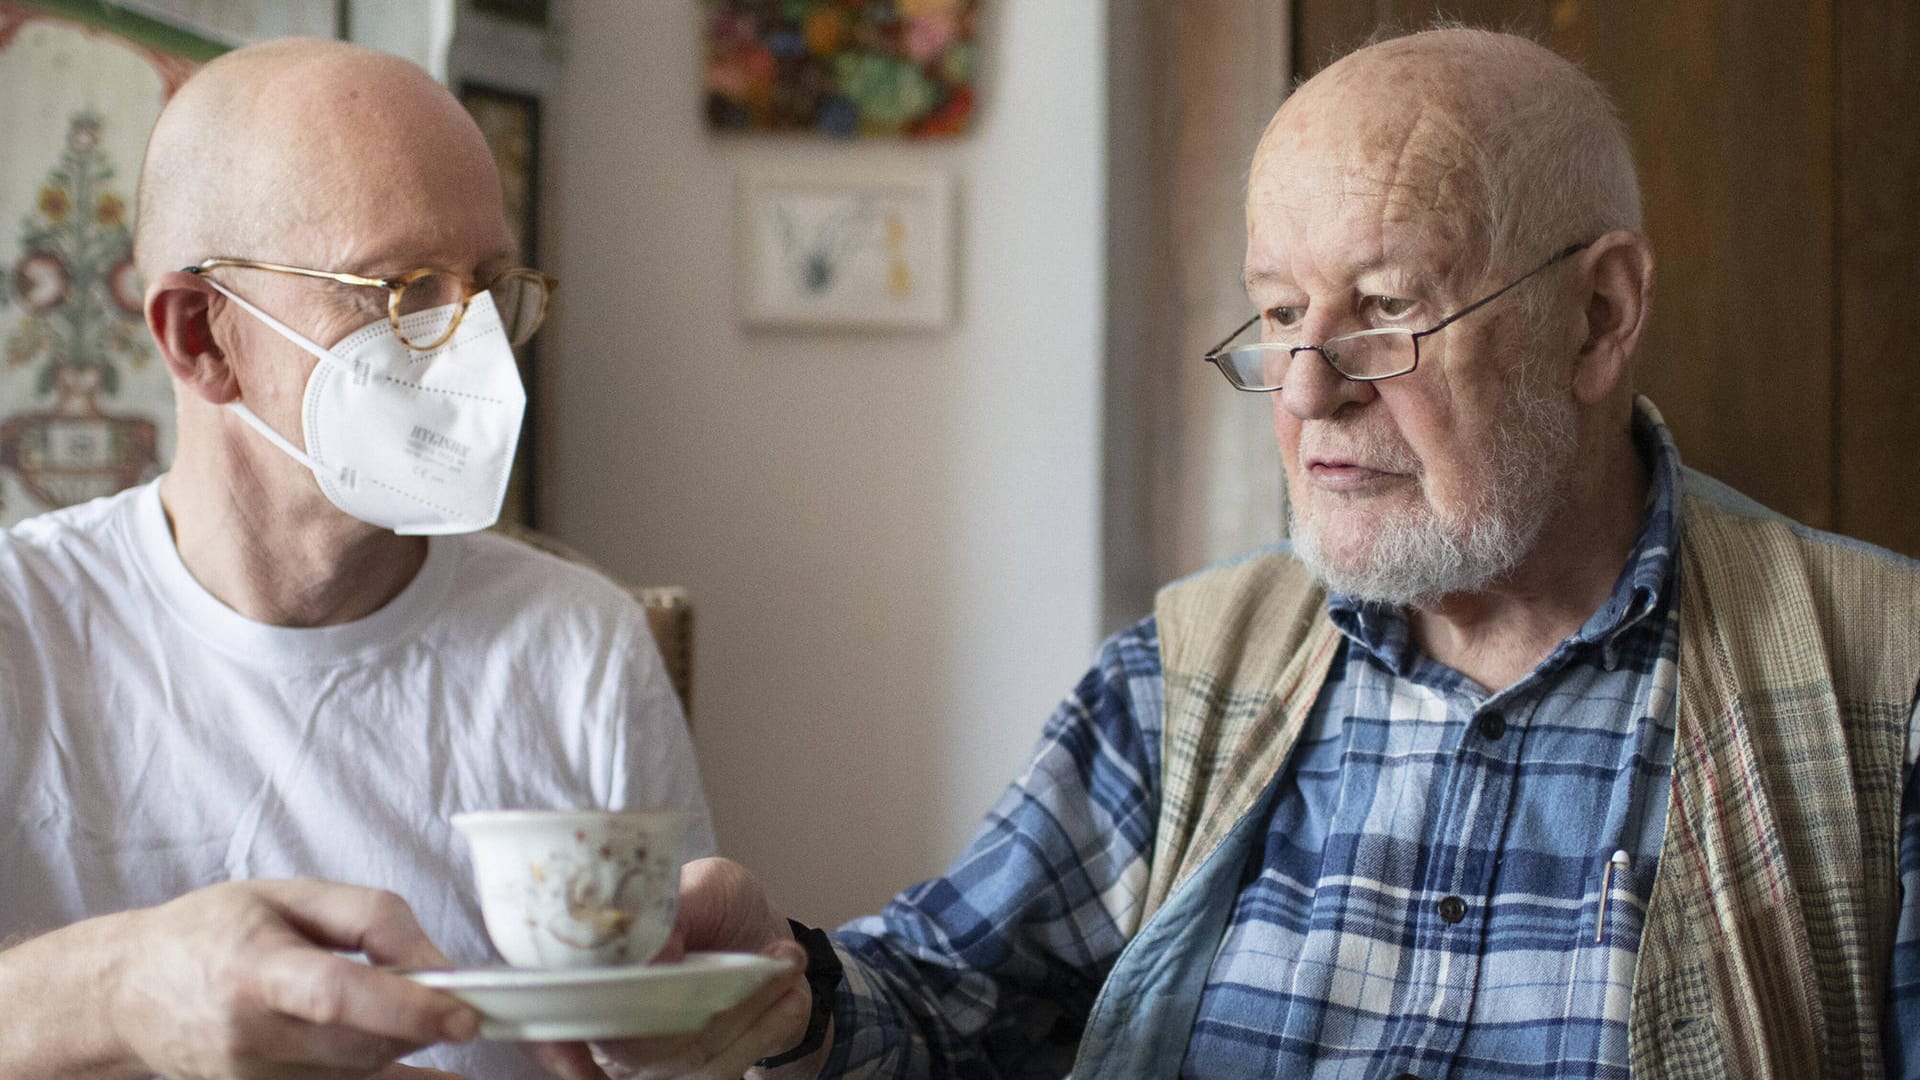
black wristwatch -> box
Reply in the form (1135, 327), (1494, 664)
(757, 919), (842, 1068)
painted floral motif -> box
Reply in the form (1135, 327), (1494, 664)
(704, 0), (977, 138)
(508, 831), (676, 964)
(0, 110), (160, 509)
(3, 111), (152, 398)
(35, 186), (69, 222)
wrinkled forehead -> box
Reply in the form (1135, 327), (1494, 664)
(1246, 84), (1492, 284)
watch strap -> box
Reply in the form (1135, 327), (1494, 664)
(756, 918), (842, 1068)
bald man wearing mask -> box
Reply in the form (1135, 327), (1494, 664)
(0, 39), (728, 1080)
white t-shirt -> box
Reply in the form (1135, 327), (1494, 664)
(0, 480), (715, 1077)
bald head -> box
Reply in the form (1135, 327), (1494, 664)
(135, 38), (507, 280)
(1256, 28), (1640, 283)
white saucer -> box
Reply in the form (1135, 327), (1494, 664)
(407, 952), (790, 1040)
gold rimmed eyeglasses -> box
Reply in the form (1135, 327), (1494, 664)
(184, 257), (557, 352)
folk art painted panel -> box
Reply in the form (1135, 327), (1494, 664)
(0, 4), (216, 526)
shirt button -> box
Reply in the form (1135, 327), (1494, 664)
(1476, 711), (1506, 740)
(1437, 895), (1468, 923)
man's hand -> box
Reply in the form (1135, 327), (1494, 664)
(0, 878), (481, 1079)
(584, 858), (819, 1080)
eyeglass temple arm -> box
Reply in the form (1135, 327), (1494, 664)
(1203, 314), (1261, 359)
(1412, 242), (1588, 341)
(181, 258), (391, 289)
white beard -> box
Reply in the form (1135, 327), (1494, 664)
(1288, 365), (1580, 607)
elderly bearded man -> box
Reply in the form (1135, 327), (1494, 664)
(587, 27), (1920, 1080)
(0, 39), (720, 1080)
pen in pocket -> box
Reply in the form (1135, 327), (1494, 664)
(1596, 849), (1631, 944)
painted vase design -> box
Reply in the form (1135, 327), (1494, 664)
(1, 111), (160, 512)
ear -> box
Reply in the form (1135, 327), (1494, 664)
(1568, 230), (1655, 406)
(146, 270), (239, 405)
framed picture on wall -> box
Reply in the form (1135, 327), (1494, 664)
(737, 166), (954, 331)
(0, 2), (233, 528)
(704, 0), (978, 137)
(459, 82), (540, 266)
(457, 80), (542, 525)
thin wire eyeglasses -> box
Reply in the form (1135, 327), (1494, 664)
(184, 257), (558, 352)
(1202, 241), (1589, 393)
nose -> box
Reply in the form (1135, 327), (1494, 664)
(1277, 344), (1376, 420)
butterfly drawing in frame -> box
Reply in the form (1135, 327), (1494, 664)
(775, 196), (896, 297)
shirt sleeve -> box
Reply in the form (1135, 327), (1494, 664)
(1884, 691), (1920, 1079)
(819, 618), (1165, 1077)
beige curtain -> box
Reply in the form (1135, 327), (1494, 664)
(1102, 0), (1292, 630)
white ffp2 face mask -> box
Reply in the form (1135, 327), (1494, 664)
(205, 280), (527, 535)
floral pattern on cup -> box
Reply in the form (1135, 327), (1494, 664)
(455, 810), (687, 969)
(517, 833), (676, 959)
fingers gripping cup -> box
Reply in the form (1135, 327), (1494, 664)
(453, 810), (687, 969)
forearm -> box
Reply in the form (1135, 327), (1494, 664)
(0, 912), (142, 1079)
(814, 943), (957, 1077)
(813, 627), (1161, 1076)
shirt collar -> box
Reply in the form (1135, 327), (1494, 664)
(1326, 395), (1683, 676)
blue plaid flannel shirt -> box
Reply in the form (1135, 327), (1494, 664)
(822, 412), (1920, 1078)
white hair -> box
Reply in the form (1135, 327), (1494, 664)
(1458, 30), (1643, 331)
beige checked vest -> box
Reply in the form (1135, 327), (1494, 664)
(1132, 473), (1920, 1078)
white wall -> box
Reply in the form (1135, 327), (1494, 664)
(545, 2), (1107, 926)
(345, 0), (453, 76)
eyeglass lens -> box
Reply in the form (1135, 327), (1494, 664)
(392, 270), (550, 349)
(1218, 331), (1414, 390)
(1319, 332), (1412, 376)
(393, 271), (466, 320)
(488, 271), (550, 347)
(392, 271), (468, 350)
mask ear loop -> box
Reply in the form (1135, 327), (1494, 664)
(201, 277), (337, 472)
(228, 401), (316, 470)
(202, 278), (341, 368)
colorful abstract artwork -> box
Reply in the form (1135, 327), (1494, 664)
(0, 5), (217, 526)
(704, 0), (977, 138)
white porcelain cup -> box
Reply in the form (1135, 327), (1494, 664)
(452, 809), (687, 969)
